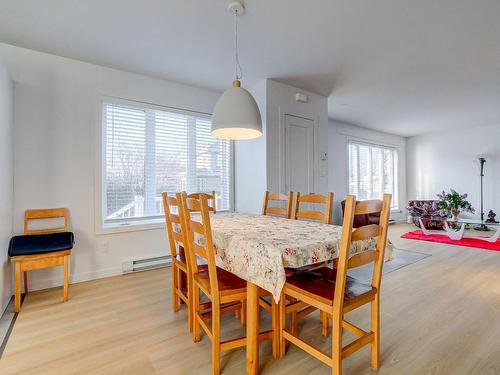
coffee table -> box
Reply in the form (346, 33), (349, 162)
(417, 217), (500, 242)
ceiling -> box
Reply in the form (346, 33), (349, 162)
(0, 0), (499, 136)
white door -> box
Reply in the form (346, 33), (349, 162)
(284, 114), (314, 195)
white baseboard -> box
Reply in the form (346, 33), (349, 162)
(22, 266), (123, 293)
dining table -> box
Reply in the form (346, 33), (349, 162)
(201, 212), (377, 374)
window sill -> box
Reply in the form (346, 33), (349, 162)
(96, 218), (165, 235)
(96, 210), (233, 235)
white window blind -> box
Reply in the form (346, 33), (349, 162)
(348, 141), (398, 209)
(102, 101), (232, 225)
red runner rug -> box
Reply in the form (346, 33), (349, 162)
(401, 230), (500, 252)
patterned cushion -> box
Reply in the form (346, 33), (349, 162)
(8, 232), (74, 257)
(407, 200), (448, 229)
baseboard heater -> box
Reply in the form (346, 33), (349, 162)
(122, 255), (172, 274)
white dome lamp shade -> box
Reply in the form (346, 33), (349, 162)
(211, 1), (263, 140)
(212, 80), (262, 140)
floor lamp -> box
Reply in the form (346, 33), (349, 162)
(475, 157), (489, 231)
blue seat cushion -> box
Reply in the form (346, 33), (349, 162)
(8, 232), (74, 257)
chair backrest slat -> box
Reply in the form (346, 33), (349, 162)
(354, 200), (384, 215)
(189, 220), (205, 236)
(294, 192), (334, 224)
(347, 250), (377, 269)
(192, 242), (209, 259)
(172, 231), (185, 243)
(265, 206), (288, 216)
(24, 208), (69, 234)
(169, 214), (181, 224)
(187, 191), (216, 213)
(351, 224), (380, 241)
(262, 191), (293, 219)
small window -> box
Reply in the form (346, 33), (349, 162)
(101, 101), (232, 227)
(348, 141), (398, 209)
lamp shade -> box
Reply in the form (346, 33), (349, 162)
(211, 81), (262, 140)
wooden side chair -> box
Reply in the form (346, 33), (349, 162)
(293, 192), (334, 224)
(290, 192), (334, 328)
(280, 194), (391, 375)
(8, 208), (74, 312)
(181, 194), (279, 375)
(262, 191), (294, 218)
(163, 192), (243, 334)
(187, 191), (217, 213)
(162, 192), (200, 331)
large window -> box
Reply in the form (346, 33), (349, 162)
(348, 141), (398, 209)
(102, 101), (232, 226)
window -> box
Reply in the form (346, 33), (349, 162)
(348, 141), (398, 209)
(101, 101), (232, 227)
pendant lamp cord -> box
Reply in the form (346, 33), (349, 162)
(234, 10), (243, 81)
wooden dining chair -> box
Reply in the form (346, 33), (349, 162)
(290, 192), (334, 329)
(162, 192), (200, 331)
(262, 191), (293, 218)
(187, 191), (217, 213)
(9, 208), (74, 312)
(293, 192), (334, 224)
(181, 194), (279, 375)
(280, 194), (391, 375)
(164, 192), (245, 334)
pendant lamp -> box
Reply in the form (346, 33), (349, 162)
(211, 1), (262, 140)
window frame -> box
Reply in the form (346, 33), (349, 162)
(95, 97), (234, 234)
(346, 138), (400, 211)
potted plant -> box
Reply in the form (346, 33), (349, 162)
(436, 189), (475, 220)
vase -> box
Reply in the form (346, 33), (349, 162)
(451, 208), (460, 221)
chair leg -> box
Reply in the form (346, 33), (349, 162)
(321, 311), (329, 336)
(240, 299), (246, 325)
(23, 271), (28, 295)
(187, 274), (193, 332)
(212, 302), (221, 375)
(331, 313), (343, 375)
(14, 262), (21, 313)
(279, 293), (286, 357)
(193, 283), (201, 343)
(271, 298), (279, 359)
(290, 298), (297, 335)
(371, 295), (380, 369)
(172, 263), (179, 312)
(63, 255), (69, 302)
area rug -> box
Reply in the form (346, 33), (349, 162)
(346, 249), (431, 283)
(401, 230), (500, 252)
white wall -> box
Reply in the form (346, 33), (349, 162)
(0, 57), (13, 313)
(266, 80), (329, 195)
(0, 43), (221, 291)
(407, 123), (500, 218)
(328, 120), (407, 224)
(235, 79), (329, 214)
(234, 80), (267, 214)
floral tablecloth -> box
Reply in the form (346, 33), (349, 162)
(206, 213), (377, 302)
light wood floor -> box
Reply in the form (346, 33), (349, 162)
(1, 224), (500, 374)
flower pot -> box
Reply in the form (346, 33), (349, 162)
(451, 208), (460, 221)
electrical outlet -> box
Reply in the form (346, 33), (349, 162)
(101, 241), (110, 253)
